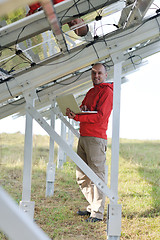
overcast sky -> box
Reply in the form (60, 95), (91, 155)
(108, 52), (160, 140)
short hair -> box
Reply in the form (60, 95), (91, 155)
(92, 62), (107, 72)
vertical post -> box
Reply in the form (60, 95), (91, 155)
(19, 91), (37, 220)
(110, 60), (122, 198)
(57, 120), (66, 168)
(67, 119), (74, 148)
(107, 54), (123, 240)
(46, 99), (56, 197)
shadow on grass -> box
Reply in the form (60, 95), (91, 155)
(119, 140), (160, 218)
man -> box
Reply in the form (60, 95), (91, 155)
(26, 1), (89, 37)
(66, 63), (113, 222)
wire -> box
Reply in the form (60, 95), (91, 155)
(73, 0), (81, 16)
(92, 44), (99, 60)
(127, 51), (142, 69)
(15, 26), (27, 46)
(59, 0), (106, 21)
(104, 14), (159, 42)
(155, 16), (160, 36)
(153, 3), (159, 9)
(0, 55), (16, 68)
(59, 0), (81, 23)
(7, 99), (26, 106)
(55, 71), (84, 85)
(16, 52), (32, 64)
(37, 46), (86, 66)
(5, 81), (14, 97)
(8, 62), (30, 73)
(0, 46), (15, 52)
(87, 0), (101, 17)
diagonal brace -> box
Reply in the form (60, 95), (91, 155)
(26, 103), (117, 203)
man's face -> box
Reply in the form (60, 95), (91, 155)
(68, 18), (88, 37)
(91, 64), (107, 85)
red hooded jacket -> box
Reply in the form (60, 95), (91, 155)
(27, 0), (65, 15)
(74, 83), (113, 140)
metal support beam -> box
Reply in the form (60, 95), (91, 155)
(53, 107), (80, 138)
(0, 0), (120, 48)
(124, 0), (154, 28)
(0, 14), (159, 105)
(19, 90), (37, 219)
(110, 54), (123, 198)
(26, 103), (116, 202)
(0, 187), (51, 240)
(46, 99), (56, 197)
(107, 53), (123, 239)
(67, 119), (74, 148)
(57, 119), (67, 168)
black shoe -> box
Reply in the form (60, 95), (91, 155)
(85, 217), (102, 222)
(77, 210), (91, 216)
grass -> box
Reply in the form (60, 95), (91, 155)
(0, 133), (160, 239)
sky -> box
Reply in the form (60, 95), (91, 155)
(0, 52), (160, 140)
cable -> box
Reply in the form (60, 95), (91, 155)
(153, 3), (159, 9)
(87, 0), (101, 17)
(127, 51), (142, 69)
(8, 62), (30, 73)
(0, 55), (16, 68)
(7, 99), (26, 106)
(59, 0), (106, 21)
(16, 51), (32, 64)
(37, 46), (86, 66)
(104, 14), (160, 42)
(92, 44), (99, 60)
(59, 0), (81, 23)
(0, 46), (15, 52)
(96, 23), (119, 33)
(155, 16), (160, 36)
(55, 71), (84, 85)
(5, 81), (14, 97)
(15, 26), (27, 46)
(73, 0), (81, 16)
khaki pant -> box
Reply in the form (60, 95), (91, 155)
(76, 136), (107, 219)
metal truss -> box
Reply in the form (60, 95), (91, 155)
(0, 14), (159, 106)
(0, 1), (160, 239)
(0, 37), (160, 119)
(0, 0), (121, 49)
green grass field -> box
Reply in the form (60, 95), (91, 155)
(0, 133), (160, 239)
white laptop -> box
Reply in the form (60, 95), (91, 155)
(56, 94), (97, 116)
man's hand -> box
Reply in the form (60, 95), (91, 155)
(66, 108), (76, 119)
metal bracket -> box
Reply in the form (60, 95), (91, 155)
(110, 52), (124, 64)
(19, 201), (35, 220)
(23, 89), (38, 104)
(107, 204), (122, 237)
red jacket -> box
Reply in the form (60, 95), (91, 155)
(74, 83), (113, 140)
(27, 0), (65, 15)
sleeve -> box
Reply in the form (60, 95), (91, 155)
(74, 88), (113, 123)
